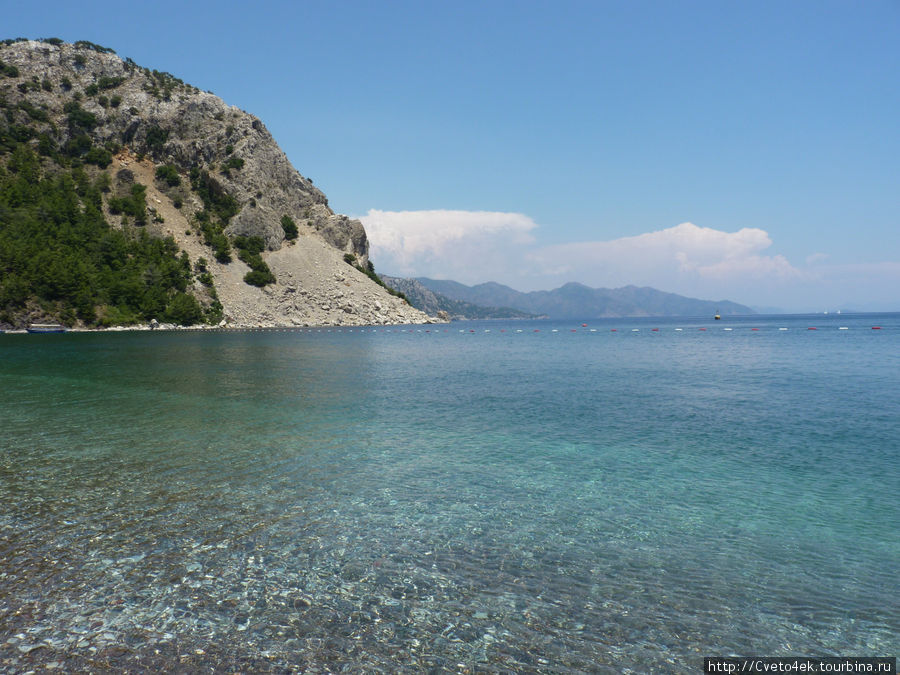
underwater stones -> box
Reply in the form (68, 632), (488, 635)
(339, 562), (367, 582)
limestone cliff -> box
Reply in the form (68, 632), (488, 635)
(0, 39), (431, 327)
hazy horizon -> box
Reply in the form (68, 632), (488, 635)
(391, 273), (898, 315)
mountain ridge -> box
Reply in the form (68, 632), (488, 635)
(380, 276), (541, 320)
(411, 278), (754, 318)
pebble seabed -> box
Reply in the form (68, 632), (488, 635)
(3, 452), (654, 675)
(2, 318), (897, 673)
(1, 496), (631, 673)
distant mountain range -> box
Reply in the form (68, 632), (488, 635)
(382, 277), (754, 319)
(380, 277), (540, 320)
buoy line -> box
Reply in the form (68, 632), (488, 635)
(146, 324), (892, 334)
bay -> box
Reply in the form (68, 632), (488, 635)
(1, 314), (898, 672)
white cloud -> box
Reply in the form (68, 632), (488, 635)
(525, 222), (804, 304)
(530, 222), (801, 282)
(360, 209), (537, 281)
(359, 212), (898, 310)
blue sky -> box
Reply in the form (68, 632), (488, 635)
(7, 0), (899, 310)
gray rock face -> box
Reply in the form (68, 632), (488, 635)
(0, 40), (366, 259)
(0, 39), (434, 327)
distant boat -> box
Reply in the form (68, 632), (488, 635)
(27, 323), (67, 333)
(714, 310), (721, 320)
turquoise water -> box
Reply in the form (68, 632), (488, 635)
(1, 315), (898, 672)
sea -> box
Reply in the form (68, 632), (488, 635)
(1, 313), (898, 673)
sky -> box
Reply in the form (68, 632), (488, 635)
(6, 0), (899, 311)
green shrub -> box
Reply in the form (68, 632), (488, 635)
(144, 125), (168, 154)
(107, 183), (147, 224)
(64, 102), (98, 131)
(84, 146), (112, 168)
(190, 169), (238, 223)
(97, 76), (125, 90)
(0, 61), (19, 78)
(17, 101), (49, 122)
(165, 292), (203, 325)
(64, 134), (93, 157)
(98, 305), (139, 327)
(210, 234), (231, 263)
(281, 215), (298, 240)
(204, 299), (223, 323)
(95, 172), (111, 193)
(37, 133), (57, 157)
(244, 269), (275, 287)
(222, 156), (243, 171)
(74, 40), (116, 54)
(233, 235), (275, 287)
(155, 164), (181, 187)
(195, 257), (213, 286)
(233, 235), (265, 256)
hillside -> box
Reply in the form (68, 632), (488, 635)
(380, 276), (540, 320)
(0, 38), (430, 328)
(416, 278), (754, 318)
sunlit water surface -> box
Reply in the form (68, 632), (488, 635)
(1, 315), (898, 672)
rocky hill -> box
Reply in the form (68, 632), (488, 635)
(415, 278), (754, 318)
(0, 39), (431, 328)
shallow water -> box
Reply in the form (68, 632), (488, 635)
(1, 314), (898, 672)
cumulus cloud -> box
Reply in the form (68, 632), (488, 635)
(530, 222), (801, 284)
(360, 209), (537, 281)
(358, 211), (898, 309)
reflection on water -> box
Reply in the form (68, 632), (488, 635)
(1, 319), (898, 672)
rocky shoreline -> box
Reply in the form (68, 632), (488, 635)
(4, 318), (445, 334)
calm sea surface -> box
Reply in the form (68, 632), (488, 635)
(1, 314), (898, 672)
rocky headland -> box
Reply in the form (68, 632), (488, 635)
(0, 39), (432, 328)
